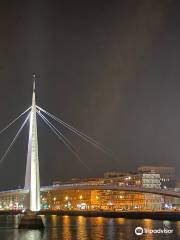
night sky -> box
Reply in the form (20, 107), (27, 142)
(0, 0), (180, 190)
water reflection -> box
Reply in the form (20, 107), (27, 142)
(51, 215), (57, 226)
(107, 219), (115, 239)
(143, 219), (153, 240)
(176, 221), (180, 238)
(87, 217), (104, 240)
(62, 216), (72, 239)
(76, 216), (87, 240)
(115, 218), (125, 224)
(13, 230), (44, 240)
(0, 215), (179, 239)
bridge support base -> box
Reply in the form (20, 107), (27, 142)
(18, 210), (44, 229)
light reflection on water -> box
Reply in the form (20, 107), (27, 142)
(0, 215), (179, 239)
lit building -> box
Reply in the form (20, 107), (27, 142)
(138, 166), (176, 189)
(104, 172), (142, 186)
(0, 185), (178, 211)
(0, 189), (154, 211)
(53, 178), (104, 186)
(142, 172), (161, 189)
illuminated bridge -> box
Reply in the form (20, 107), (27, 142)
(0, 75), (179, 212)
(43, 184), (180, 198)
(0, 183), (180, 211)
(1, 184), (180, 198)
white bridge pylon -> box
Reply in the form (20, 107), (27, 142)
(0, 75), (114, 212)
(25, 79), (40, 211)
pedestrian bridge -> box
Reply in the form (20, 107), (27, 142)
(0, 184), (180, 199)
(42, 184), (180, 198)
(0, 78), (178, 211)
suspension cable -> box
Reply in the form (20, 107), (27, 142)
(36, 105), (114, 158)
(0, 112), (30, 164)
(37, 110), (90, 171)
(0, 106), (31, 136)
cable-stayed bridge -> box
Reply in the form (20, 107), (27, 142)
(0, 75), (180, 212)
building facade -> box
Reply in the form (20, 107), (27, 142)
(0, 186), (179, 211)
(138, 166), (176, 188)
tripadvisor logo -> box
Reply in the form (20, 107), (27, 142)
(135, 226), (173, 235)
(135, 227), (143, 235)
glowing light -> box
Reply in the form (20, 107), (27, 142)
(80, 203), (87, 210)
(107, 201), (112, 206)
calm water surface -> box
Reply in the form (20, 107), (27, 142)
(0, 215), (180, 239)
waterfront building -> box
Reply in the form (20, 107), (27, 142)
(0, 186), (178, 211)
(138, 166), (176, 188)
(0, 189), (147, 211)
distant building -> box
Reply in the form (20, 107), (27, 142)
(104, 172), (132, 178)
(138, 166), (176, 189)
(103, 173), (141, 186)
(104, 171), (161, 189)
(141, 172), (161, 189)
(53, 178), (104, 186)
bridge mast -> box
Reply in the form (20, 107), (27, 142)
(24, 74), (40, 211)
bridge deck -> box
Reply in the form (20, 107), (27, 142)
(0, 184), (179, 198)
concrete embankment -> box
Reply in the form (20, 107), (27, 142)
(1, 210), (180, 221)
